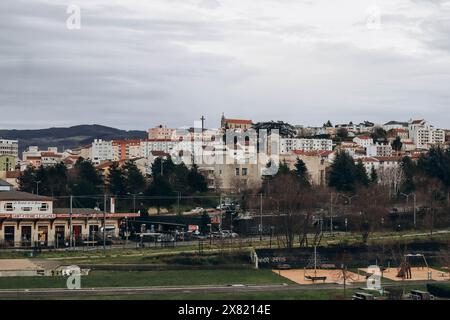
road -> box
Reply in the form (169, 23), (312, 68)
(0, 281), (434, 299)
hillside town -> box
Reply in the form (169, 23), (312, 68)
(1, 116), (448, 192)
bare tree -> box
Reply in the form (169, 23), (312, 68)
(265, 173), (317, 249)
(353, 185), (391, 245)
(378, 166), (404, 197)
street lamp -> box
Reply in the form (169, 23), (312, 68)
(128, 192), (143, 213)
(175, 191), (181, 214)
(35, 181), (41, 196)
(339, 194), (359, 206)
(400, 192), (417, 228)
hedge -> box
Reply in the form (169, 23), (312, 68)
(427, 283), (450, 298)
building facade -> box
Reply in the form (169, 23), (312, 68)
(0, 191), (138, 248)
(91, 139), (113, 165)
(0, 139), (19, 159)
(280, 138), (333, 154)
(408, 119), (445, 149)
(0, 155), (16, 172)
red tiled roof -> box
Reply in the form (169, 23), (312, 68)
(224, 119), (253, 125)
(41, 152), (62, 158)
(96, 161), (114, 169)
(112, 139), (142, 145)
(374, 156), (403, 162)
(358, 157), (379, 163)
(390, 128), (408, 133)
(144, 139), (176, 142)
(355, 136), (371, 140)
(293, 150), (333, 157)
(6, 171), (21, 178)
(151, 151), (170, 157)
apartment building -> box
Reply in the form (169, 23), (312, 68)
(280, 138), (333, 154)
(353, 136), (373, 149)
(0, 155), (16, 172)
(148, 125), (177, 140)
(386, 128), (409, 141)
(21, 146), (63, 169)
(141, 139), (180, 157)
(0, 139), (18, 159)
(358, 156), (402, 177)
(279, 150), (334, 186)
(408, 119), (445, 149)
(112, 139), (142, 161)
(91, 139), (113, 165)
(367, 143), (393, 157)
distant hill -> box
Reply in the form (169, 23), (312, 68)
(0, 124), (147, 154)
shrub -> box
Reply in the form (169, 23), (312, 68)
(427, 283), (450, 298)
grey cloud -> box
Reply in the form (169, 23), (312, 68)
(0, 0), (449, 130)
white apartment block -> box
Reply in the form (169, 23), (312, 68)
(140, 139), (179, 157)
(359, 156), (402, 176)
(280, 138), (332, 154)
(408, 119), (445, 149)
(367, 143), (393, 157)
(91, 139), (113, 165)
(0, 139), (19, 158)
(353, 136), (373, 149)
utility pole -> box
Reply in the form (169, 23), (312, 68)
(401, 192), (417, 228)
(219, 194), (223, 231)
(200, 115), (205, 132)
(69, 195), (73, 248)
(103, 194), (107, 253)
(35, 181), (41, 196)
(330, 193), (334, 236)
(413, 193), (417, 228)
(260, 193), (263, 241)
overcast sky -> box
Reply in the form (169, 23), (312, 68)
(1, 0), (449, 130)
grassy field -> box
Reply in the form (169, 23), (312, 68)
(0, 228), (448, 262)
(0, 269), (292, 290)
(2, 289), (358, 300)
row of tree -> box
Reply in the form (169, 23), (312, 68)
(18, 157), (209, 213)
(249, 146), (450, 249)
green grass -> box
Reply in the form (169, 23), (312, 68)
(0, 269), (291, 290)
(3, 289), (357, 300)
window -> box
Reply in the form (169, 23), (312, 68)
(4, 203), (13, 211)
(22, 207), (32, 212)
(235, 168), (240, 176)
(242, 168), (248, 176)
(40, 203), (49, 211)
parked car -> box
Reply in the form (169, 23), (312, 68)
(211, 230), (238, 238)
(190, 207), (204, 214)
(221, 230), (238, 238)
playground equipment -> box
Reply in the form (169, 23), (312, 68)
(397, 254), (431, 280)
(304, 246), (327, 282)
